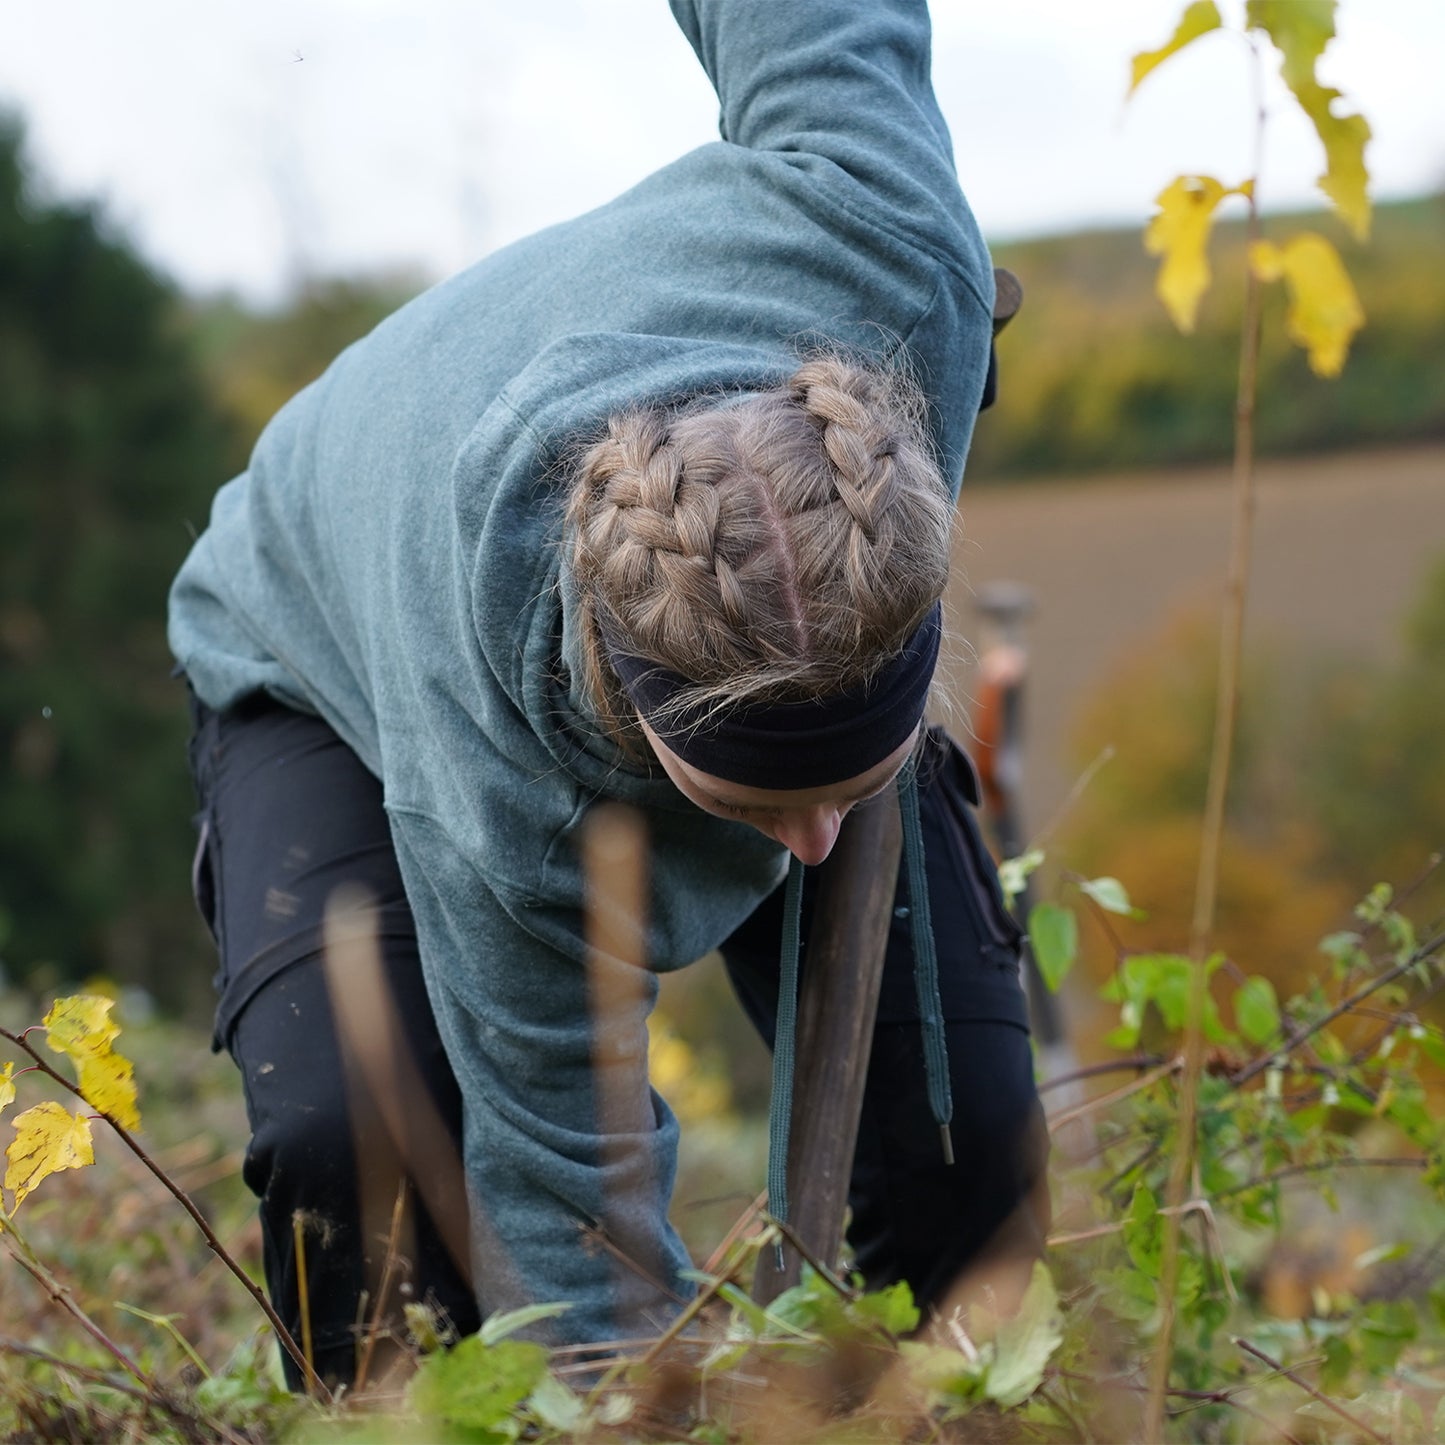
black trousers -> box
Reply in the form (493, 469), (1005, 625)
(187, 692), (1047, 1388)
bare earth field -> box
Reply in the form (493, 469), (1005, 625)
(942, 443), (1445, 828)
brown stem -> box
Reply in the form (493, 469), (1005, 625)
(5, 1241), (150, 1387)
(1215, 1154), (1426, 1198)
(1036, 1055), (1168, 1094)
(355, 1176), (409, 1394)
(1146, 40), (1270, 1442)
(1235, 1338), (1389, 1442)
(0, 1023), (329, 1402)
(1046, 1058), (1181, 1133)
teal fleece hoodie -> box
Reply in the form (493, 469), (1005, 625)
(169, 0), (995, 1342)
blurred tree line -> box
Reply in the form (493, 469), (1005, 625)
(1, 112), (1441, 1016)
(0, 120), (409, 1016)
(977, 193), (1445, 478)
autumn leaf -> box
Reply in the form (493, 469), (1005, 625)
(5, 1101), (95, 1209)
(1129, 0), (1222, 96)
(43, 995), (120, 1057)
(1246, 0), (1371, 239)
(1250, 233), (1365, 376)
(0, 1062), (15, 1114)
(42, 993), (140, 1130)
(75, 1051), (140, 1132)
(1144, 175), (1240, 333)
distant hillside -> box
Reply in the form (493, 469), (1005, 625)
(974, 194), (1445, 481)
(188, 196), (1445, 486)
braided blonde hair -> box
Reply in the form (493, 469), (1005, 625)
(565, 353), (954, 755)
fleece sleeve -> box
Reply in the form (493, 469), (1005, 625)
(387, 807), (692, 1344)
(667, 0), (987, 286)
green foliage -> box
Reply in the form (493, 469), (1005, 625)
(1299, 553), (1445, 914)
(0, 117), (234, 1009)
(1027, 900), (1078, 992)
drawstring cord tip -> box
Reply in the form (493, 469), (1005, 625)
(773, 1240), (786, 1272)
(940, 1124), (955, 1167)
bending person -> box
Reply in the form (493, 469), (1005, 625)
(170, 0), (1048, 1387)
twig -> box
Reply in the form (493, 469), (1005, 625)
(5, 1237), (150, 1387)
(0, 1336), (156, 1404)
(1037, 1055), (1167, 1094)
(1235, 1338), (1389, 1443)
(292, 1212), (317, 1396)
(589, 1254), (743, 1395)
(355, 1176), (409, 1394)
(1232, 929), (1445, 1085)
(704, 1188), (768, 1275)
(1214, 1154), (1427, 1198)
(1048, 1196), (1211, 1248)
(1026, 745), (1114, 852)
(1, 1238), (252, 1445)
(1046, 1058), (1180, 1132)
(0, 1021), (329, 1401)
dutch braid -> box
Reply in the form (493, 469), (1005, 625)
(565, 353), (953, 754)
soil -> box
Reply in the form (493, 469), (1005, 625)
(942, 442), (1445, 827)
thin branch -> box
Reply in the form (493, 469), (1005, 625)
(1214, 1154), (1427, 1199)
(0, 1021), (328, 1401)
(1235, 1338), (1389, 1443)
(1038, 1054), (1167, 1094)
(1047, 1058), (1181, 1132)
(5, 1239), (151, 1388)
(355, 1176), (410, 1395)
(1026, 745), (1115, 852)
(1048, 1196), (1212, 1249)
(0, 1336), (155, 1403)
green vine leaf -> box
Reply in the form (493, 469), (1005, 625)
(1246, 0), (1372, 239)
(983, 1261), (1065, 1408)
(408, 1332), (550, 1441)
(1250, 232), (1365, 376)
(1129, 0), (1223, 96)
(1078, 875), (1144, 919)
(998, 848), (1045, 911)
(1027, 903), (1078, 993)
(1234, 975), (1280, 1045)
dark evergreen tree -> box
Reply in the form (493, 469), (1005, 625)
(0, 116), (234, 1012)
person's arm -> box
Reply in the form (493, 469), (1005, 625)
(388, 808), (691, 1344)
(668, 0), (982, 277)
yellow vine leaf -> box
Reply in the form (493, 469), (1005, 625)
(76, 1051), (141, 1131)
(1245, 0), (1371, 240)
(1250, 233), (1364, 377)
(5, 1101), (95, 1209)
(43, 994), (120, 1056)
(1144, 175), (1238, 333)
(0, 1062), (15, 1113)
(42, 993), (140, 1130)
(1129, 0), (1222, 96)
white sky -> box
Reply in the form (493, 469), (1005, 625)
(2, 0), (1440, 303)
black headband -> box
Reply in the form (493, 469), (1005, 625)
(607, 602), (941, 790)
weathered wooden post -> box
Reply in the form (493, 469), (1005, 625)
(751, 791), (902, 1300)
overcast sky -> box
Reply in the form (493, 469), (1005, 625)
(2, 0), (1440, 304)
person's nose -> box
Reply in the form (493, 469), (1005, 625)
(769, 804), (847, 866)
